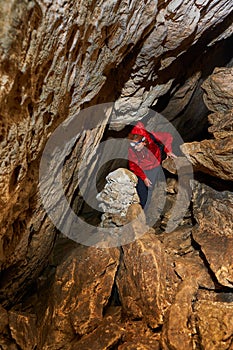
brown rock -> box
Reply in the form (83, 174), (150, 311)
(42, 245), (120, 349)
(181, 67), (233, 181)
(208, 109), (233, 139)
(116, 231), (179, 328)
(161, 279), (197, 350)
(202, 67), (233, 113)
(160, 226), (194, 256)
(0, 1), (233, 348)
(119, 320), (160, 350)
(0, 306), (18, 349)
(159, 157), (193, 232)
(192, 181), (233, 288)
(8, 311), (37, 350)
(0, 338), (18, 350)
(160, 71), (202, 117)
(160, 250), (215, 350)
(68, 318), (125, 350)
(0, 0), (232, 308)
(194, 300), (233, 350)
(119, 342), (160, 350)
(0, 305), (8, 333)
(174, 254), (215, 290)
(196, 290), (233, 303)
(181, 136), (233, 180)
(161, 157), (192, 175)
(111, 1), (233, 128)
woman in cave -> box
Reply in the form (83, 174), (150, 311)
(128, 121), (177, 210)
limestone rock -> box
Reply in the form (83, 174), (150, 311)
(0, 305), (8, 334)
(181, 68), (233, 180)
(0, 0), (232, 307)
(96, 167), (150, 246)
(158, 71), (202, 118)
(116, 231), (179, 328)
(110, 1), (233, 128)
(194, 300), (233, 350)
(0, 306), (17, 350)
(159, 226), (216, 350)
(0, 0), (233, 348)
(160, 226), (194, 257)
(192, 181), (233, 288)
(208, 109), (233, 139)
(202, 67), (233, 113)
(161, 278), (197, 350)
(97, 168), (140, 225)
(119, 343), (160, 350)
(67, 318), (125, 350)
(8, 311), (38, 350)
(119, 320), (160, 350)
(181, 136), (233, 180)
(0, 339), (18, 350)
(160, 250), (216, 350)
(42, 245), (120, 349)
(159, 157), (193, 232)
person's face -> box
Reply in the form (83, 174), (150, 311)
(134, 141), (145, 151)
(130, 137), (146, 151)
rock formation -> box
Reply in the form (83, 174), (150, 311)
(97, 168), (140, 224)
(181, 67), (233, 180)
(0, 0), (233, 349)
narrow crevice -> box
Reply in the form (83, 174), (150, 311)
(153, 32), (233, 141)
(194, 172), (233, 192)
(103, 280), (122, 317)
(109, 338), (124, 350)
(103, 259), (122, 318)
(148, 323), (163, 333)
(189, 200), (198, 228)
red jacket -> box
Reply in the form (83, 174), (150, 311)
(128, 122), (173, 181)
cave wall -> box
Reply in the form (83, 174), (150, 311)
(0, 0), (233, 348)
(0, 0), (232, 300)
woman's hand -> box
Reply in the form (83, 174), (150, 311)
(144, 177), (152, 187)
(166, 152), (177, 159)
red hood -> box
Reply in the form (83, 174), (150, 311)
(130, 122), (149, 139)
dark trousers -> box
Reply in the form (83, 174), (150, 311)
(136, 167), (160, 209)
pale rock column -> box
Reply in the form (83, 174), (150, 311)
(96, 168), (150, 246)
(96, 167), (140, 227)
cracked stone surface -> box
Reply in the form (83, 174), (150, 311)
(0, 0), (233, 349)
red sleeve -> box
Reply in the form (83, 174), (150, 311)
(151, 131), (173, 153)
(128, 148), (146, 181)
